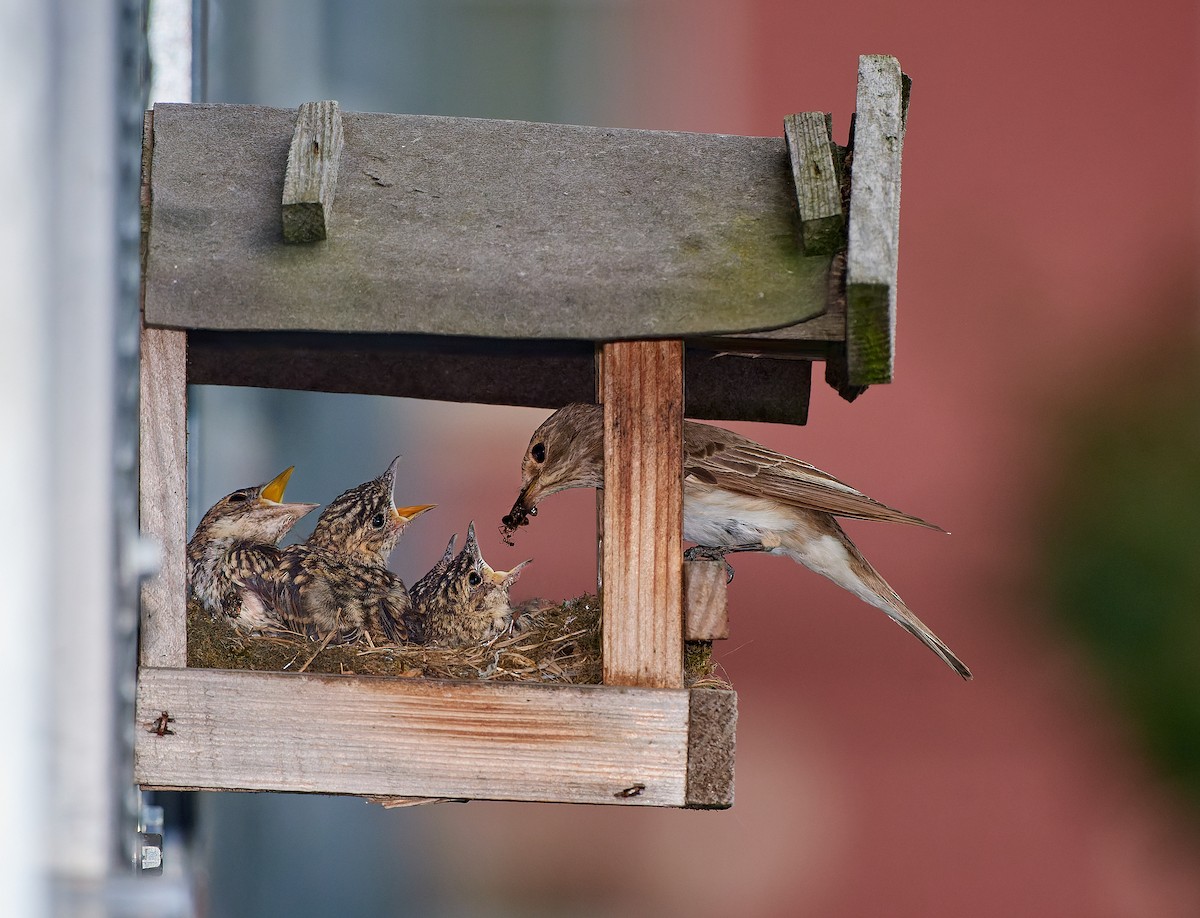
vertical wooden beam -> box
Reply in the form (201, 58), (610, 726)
(846, 54), (906, 385)
(784, 111), (844, 255)
(599, 340), (684, 688)
(683, 560), (729, 641)
(282, 100), (344, 243)
(685, 688), (737, 808)
(139, 326), (188, 667)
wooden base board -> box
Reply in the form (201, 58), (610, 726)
(135, 667), (735, 809)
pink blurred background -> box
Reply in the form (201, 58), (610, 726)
(384, 2), (1200, 915)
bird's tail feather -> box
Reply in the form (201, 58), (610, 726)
(841, 538), (972, 680)
(781, 523), (972, 680)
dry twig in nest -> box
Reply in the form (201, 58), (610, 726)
(188, 593), (725, 688)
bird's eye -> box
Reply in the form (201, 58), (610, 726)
(228, 492), (249, 503)
(371, 512), (386, 529)
(531, 442), (546, 464)
(468, 571), (482, 587)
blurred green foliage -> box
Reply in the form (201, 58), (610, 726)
(1045, 336), (1200, 807)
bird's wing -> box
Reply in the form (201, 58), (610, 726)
(683, 422), (945, 530)
(238, 548), (320, 633)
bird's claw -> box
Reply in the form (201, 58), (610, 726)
(683, 545), (738, 583)
(684, 542), (767, 583)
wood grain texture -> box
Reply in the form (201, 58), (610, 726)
(600, 341), (685, 688)
(686, 688), (737, 808)
(144, 104), (828, 339)
(282, 101), (344, 243)
(785, 112), (844, 255)
(845, 54), (906, 386)
(139, 326), (188, 667)
(135, 667), (692, 806)
(684, 560), (728, 641)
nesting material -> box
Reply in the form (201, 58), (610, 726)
(187, 593), (727, 688)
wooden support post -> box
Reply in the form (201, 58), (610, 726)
(683, 560), (729, 641)
(686, 688), (736, 808)
(784, 112), (844, 255)
(598, 340), (684, 688)
(282, 100), (344, 243)
(846, 54), (906, 385)
(139, 326), (188, 667)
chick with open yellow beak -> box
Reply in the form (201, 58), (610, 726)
(187, 466), (319, 626)
(239, 457), (435, 644)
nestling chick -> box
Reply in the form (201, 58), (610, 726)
(241, 457), (435, 644)
(502, 402), (971, 680)
(410, 522), (531, 646)
(187, 466), (318, 629)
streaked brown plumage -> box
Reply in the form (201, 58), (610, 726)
(186, 466), (318, 629)
(410, 522), (531, 646)
(502, 402), (971, 679)
(242, 457), (435, 643)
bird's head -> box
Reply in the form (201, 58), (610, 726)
(308, 456), (435, 563)
(501, 403), (604, 541)
(415, 521), (531, 645)
(188, 465), (318, 550)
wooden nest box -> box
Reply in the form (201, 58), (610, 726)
(136, 55), (911, 809)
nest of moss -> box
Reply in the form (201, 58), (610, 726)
(188, 594), (726, 688)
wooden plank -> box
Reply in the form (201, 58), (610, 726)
(143, 104), (829, 339)
(684, 560), (728, 641)
(683, 346), (810, 424)
(138, 326), (188, 667)
(135, 667), (692, 806)
(686, 688), (736, 808)
(845, 54), (906, 385)
(599, 341), (685, 688)
(185, 331), (813, 425)
(784, 112), (844, 255)
(282, 101), (344, 243)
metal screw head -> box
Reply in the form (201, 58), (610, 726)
(138, 833), (163, 875)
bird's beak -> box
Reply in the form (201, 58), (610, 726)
(260, 466), (295, 504)
(500, 489), (538, 535)
(489, 558), (531, 587)
(394, 504), (436, 524)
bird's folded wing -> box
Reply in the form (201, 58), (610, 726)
(683, 429), (945, 530)
(238, 553), (312, 629)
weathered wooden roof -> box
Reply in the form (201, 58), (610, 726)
(144, 105), (830, 339)
(140, 55), (909, 424)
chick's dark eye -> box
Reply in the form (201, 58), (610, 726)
(228, 492), (249, 503)
(531, 442), (546, 464)
(468, 571), (482, 587)
(371, 512), (386, 529)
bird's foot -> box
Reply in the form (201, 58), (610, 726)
(683, 543), (766, 583)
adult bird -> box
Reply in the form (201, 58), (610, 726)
(502, 402), (970, 679)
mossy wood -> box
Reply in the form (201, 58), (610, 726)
(144, 104), (827, 340)
(845, 55), (907, 385)
(140, 55), (908, 423)
(784, 111), (843, 255)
